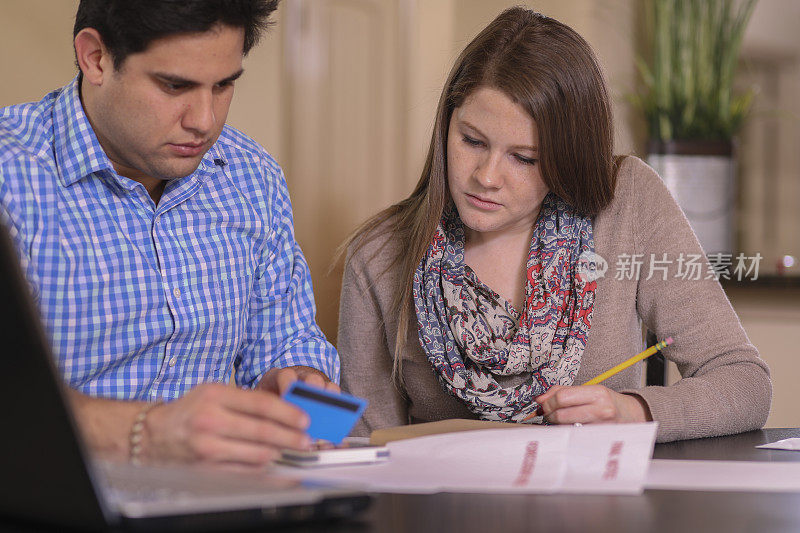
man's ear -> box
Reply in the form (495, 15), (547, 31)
(74, 28), (113, 86)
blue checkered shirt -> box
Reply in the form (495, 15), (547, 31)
(0, 77), (339, 401)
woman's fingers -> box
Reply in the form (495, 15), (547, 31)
(535, 385), (618, 424)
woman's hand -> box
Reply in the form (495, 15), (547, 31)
(534, 385), (652, 425)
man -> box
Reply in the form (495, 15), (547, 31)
(0, 0), (338, 467)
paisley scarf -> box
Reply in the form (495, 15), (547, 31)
(412, 193), (597, 422)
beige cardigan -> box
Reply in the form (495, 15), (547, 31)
(337, 157), (771, 442)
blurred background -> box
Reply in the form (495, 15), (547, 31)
(1, 0), (798, 426)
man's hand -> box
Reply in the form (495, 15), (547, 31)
(143, 384), (311, 466)
(258, 365), (340, 395)
(534, 385), (652, 425)
(67, 367), (339, 467)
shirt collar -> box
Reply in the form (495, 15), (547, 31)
(52, 76), (116, 187)
(52, 75), (219, 189)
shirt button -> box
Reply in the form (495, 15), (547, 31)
(173, 287), (181, 298)
(169, 357), (177, 367)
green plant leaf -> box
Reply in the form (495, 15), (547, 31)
(635, 0), (758, 142)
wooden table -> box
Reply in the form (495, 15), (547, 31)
(316, 428), (800, 533)
(2, 429), (797, 532)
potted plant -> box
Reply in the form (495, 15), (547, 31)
(635, 0), (757, 255)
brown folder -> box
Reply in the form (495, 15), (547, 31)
(369, 419), (518, 445)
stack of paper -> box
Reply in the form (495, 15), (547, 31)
(645, 437), (800, 492)
(756, 438), (800, 451)
(275, 423), (658, 495)
(646, 460), (800, 492)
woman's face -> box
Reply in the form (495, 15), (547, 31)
(447, 86), (549, 242)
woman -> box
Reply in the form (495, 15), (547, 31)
(337, 7), (771, 442)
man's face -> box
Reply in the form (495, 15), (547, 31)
(89, 25), (245, 183)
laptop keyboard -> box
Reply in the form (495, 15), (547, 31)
(108, 485), (184, 503)
(96, 459), (306, 504)
(90, 458), (363, 520)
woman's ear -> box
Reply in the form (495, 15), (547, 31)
(74, 28), (112, 86)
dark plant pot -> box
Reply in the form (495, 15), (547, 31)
(647, 140), (734, 157)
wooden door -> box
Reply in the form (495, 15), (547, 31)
(282, 0), (412, 341)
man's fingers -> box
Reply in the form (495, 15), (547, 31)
(259, 366), (335, 396)
(217, 413), (311, 451)
(191, 434), (281, 466)
(217, 387), (309, 430)
(257, 367), (300, 395)
(323, 381), (341, 393)
(300, 373), (326, 389)
(276, 368), (300, 395)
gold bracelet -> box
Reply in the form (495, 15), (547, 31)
(129, 401), (163, 465)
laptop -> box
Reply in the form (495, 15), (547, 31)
(0, 226), (371, 531)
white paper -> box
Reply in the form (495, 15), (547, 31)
(756, 438), (800, 451)
(561, 423), (658, 494)
(646, 459), (800, 492)
(274, 422), (657, 495)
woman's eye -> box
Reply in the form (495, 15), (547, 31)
(462, 135), (483, 147)
(515, 154), (537, 166)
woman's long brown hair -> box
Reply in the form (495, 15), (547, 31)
(337, 7), (617, 389)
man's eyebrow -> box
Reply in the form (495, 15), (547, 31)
(153, 69), (245, 86)
(458, 119), (538, 152)
(219, 69), (245, 84)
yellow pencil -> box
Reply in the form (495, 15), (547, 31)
(583, 337), (674, 386)
(522, 337), (673, 421)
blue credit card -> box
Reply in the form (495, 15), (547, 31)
(282, 382), (367, 445)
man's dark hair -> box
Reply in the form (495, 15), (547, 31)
(74, 0), (279, 70)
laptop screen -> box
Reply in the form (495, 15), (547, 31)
(0, 226), (113, 530)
